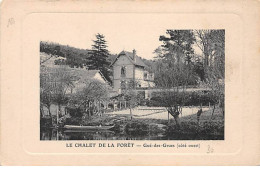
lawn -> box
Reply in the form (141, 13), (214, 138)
(106, 106), (210, 120)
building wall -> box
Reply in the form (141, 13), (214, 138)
(113, 56), (134, 80)
(113, 79), (121, 91)
(113, 54), (156, 91)
(135, 67), (144, 80)
(136, 80), (156, 88)
(113, 55), (135, 91)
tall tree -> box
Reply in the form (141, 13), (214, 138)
(88, 33), (111, 82)
(159, 30), (196, 65)
(194, 29), (225, 78)
(194, 30), (225, 117)
(152, 30), (197, 127)
(157, 30), (198, 86)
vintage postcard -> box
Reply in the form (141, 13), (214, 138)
(0, 0), (259, 166)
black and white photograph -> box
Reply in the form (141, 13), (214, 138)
(40, 28), (225, 141)
(2, 0), (260, 165)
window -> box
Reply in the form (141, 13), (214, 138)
(121, 66), (126, 77)
(144, 72), (148, 79)
(121, 80), (126, 89)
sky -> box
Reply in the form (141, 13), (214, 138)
(37, 13), (201, 60)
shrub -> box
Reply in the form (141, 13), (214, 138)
(147, 91), (217, 107)
(125, 121), (149, 135)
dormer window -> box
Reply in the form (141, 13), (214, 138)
(121, 66), (126, 77)
(144, 72), (148, 79)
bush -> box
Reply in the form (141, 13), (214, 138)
(40, 117), (52, 127)
(125, 121), (149, 135)
(66, 107), (84, 117)
(184, 91), (216, 106)
(147, 91), (217, 107)
(65, 117), (83, 125)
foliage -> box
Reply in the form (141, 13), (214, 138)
(40, 42), (65, 58)
(72, 79), (109, 103)
(67, 79), (109, 118)
(40, 67), (75, 116)
(65, 117), (84, 125)
(65, 50), (88, 68)
(40, 41), (90, 68)
(140, 58), (157, 73)
(148, 91), (216, 107)
(40, 117), (53, 127)
(193, 29), (225, 111)
(194, 30), (225, 79)
(159, 30), (196, 64)
(88, 34), (112, 83)
(121, 80), (138, 106)
(154, 30), (200, 127)
(125, 121), (149, 135)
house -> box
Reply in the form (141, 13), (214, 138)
(110, 50), (155, 92)
(40, 53), (114, 115)
(40, 66), (111, 94)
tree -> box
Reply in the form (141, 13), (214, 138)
(155, 61), (189, 128)
(40, 67), (75, 124)
(194, 30), (225, 78)
(69, 79), (109, 118)
(65, 49), (88, 68)
(40, 68), (54, 118)
(40, 70), (54, 117)
(40, 43), (64, 65)
(193, 54), (205, 81)
(40, 41), (91, 68)
(154, 30), (197, 127)
(121, 80), (138, 121)
(158, 30), (198, 85)
(194, 30), (225, 117)
(159, 30), (196, 64)
(51, 68), (75, 118)
(88, 33), (111, 83)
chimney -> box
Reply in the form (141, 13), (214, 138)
(133, 49), (136, 62)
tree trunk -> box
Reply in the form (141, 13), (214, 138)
(210, 104), (215, 120)
(168, 108), (181, 128)
(40, 105), (44, 118)
(197, 108), (203, 125)
(173, 115), (181, 129)
(130, 107), (133, 121)
(56, 106), (59, 126)
(47, 105), (51, 117)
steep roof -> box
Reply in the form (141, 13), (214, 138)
(110, 50), (147, 68)
(40, 66), (110, 85)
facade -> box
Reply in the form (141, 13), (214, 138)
(111, 50), (155, 92)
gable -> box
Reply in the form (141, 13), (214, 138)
(114, 55), (133, 66)
(110, 51), (147, 68)
(93, 72), (107, 83)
